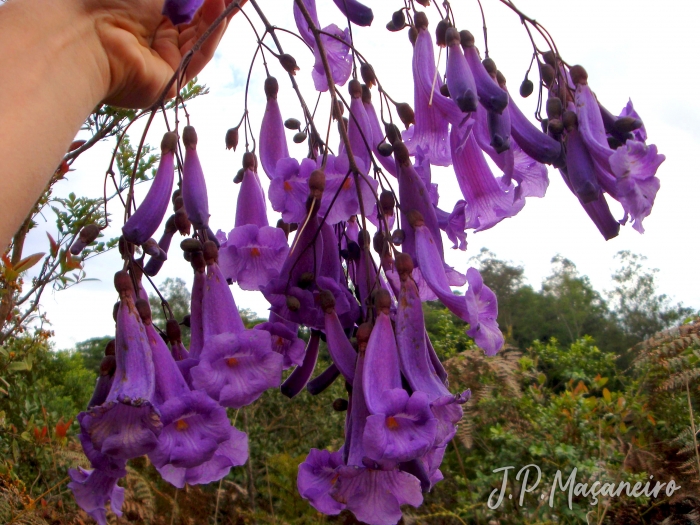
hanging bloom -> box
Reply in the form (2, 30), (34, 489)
(445, 28), (478, 113)
(293, 0), (319, 48)
(260, 77), (290, 179)
(280, 331), (321, 398)
(337, 80), (373, 174)
(451, 120), (524, 231)
(331, 0), (373, 26)
(268, 157), (316, 224)
(68, 467), (125, 525)
(618, 99), (647, 142)
(362, 88), (398, 177)
(320, 290), (356, 383)
(81, 272), (161, 460)
(235, 169), (268, 229)
(88, 355), (116, 409)
(191, 329), (283, 408)
(254, 321), (306, 369)
(402, 20), (451, 166)
(162, 0), (204, 25)
(297, 449), (345, 515)
(122, 133), (177, 245)
(201, 242), (246, 340)
(320, 156), (378, 225)
(144, 214), (177, 276)
(508, 94), (563, 165)
(435, 201), (467, 251)
(181, 126), (210, 229)
(461, 32), (509, 114)
(312, 25), (352, 92)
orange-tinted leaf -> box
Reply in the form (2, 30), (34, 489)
(1, 254), (12, 270)
(55, 417), (73, 438)
(14, 253), (45, 273)
(647, 414), (656, 426)
(602, 388), (612, 403)
(47, 233), (59, 258)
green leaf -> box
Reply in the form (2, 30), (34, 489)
(602, 388), (612, 403)
(8, 361), (29, 371)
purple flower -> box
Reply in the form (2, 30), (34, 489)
(191, 330), (283, 408)
(435, 201), (467, 251)
(462, 41), (509, 114)
(82, 275), (161, 460)
(610, 140), (663, 233)
(312, 25), (352, 92)
(320, 156), (378, 224)
(189, 266), (205, 359)
(144, 215), (178, 277)
(235, 169), (268, 228)
(254, 321), (306, 369)
(331, 0), (373, 27)
(260, 81), (290, 179)
(322, 296), (357, 383)
(402, 27), (451, 166)
(464, 268), (503, 356)
(337, 91), (373, 175)
(333, 466), (423, 525)
(445, 30), (478, 113)
(202, 250), (246, 340)
(363, 97), (398, 176)
(565, 125), (601, 203)
(88, 356), (116, 409)
(619, 99), (647, 142)
(268, 157), (315, 224)
(218, 225), (289, 291)
(122, 133), (176, 245)
(162, 0), (203, 25)
(158, 426), (248, 488)
(293, 0), (319, 48)
(182, 126), (210, 229)
(298, 449), (345, 515)
(68, 467), (125, 525)
(77, 412), (127, 478)
(451, 121), (524, 231)
(508, 94), (562, 165)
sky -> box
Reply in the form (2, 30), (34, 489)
(23, 0), (700, 350)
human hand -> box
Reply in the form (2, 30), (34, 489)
(83, 0), (246, 108)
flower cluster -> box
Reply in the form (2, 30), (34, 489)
(69, 0), (664, 523)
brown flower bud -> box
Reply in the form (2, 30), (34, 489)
(440, 84), (450, 98)
(392, 140), (411, 166)
(391, 229), (405, 246)
(284, 118), (301, 130)
(396, 103), (415, 129)
(332, 100), (344, 120)
(309, 169), (326, 200)
(104, 339), (116, 356)
(203, 240), (218, 264)
(372, 231), (389, 255)
(385, 122), (401, 144)
(183, 126), (198, 149)
(242, 151), (257, 171)
(562, 110), (578, 130)
(332, 398), (348, 411)
(191, 251), (206, 273)
(547, 118), (564, 136)
(416, 0), (430, 5)
(519, 78), (534, 98)
(293, 132), (307, 144)
(166, 319), (182, 343)
(298, 272), (315, 289)
(319, 289), (336, 313)
(444, 26), (460, 48)
(483, 58), (497, 76)
(540, 64), (555, 87)
(546, 97), (563, 120)
(180, 238), (203, 253)
(392, 9), (406, 29)
(395, 252), (414, 279)
(414, 12), (429, 30)
(379, 190), (395, 215)
(496, 71), (506, 88)
(356, 322), (373, 351)
(377, 142), (393, 157)
(161, 131), (178, 153)
(374, 288), (392, 315)
(171, 188), (182, 205)
(348, 79), (362, 99)
(113, 301), (120, 322)
(143, 238), (160, 257)
(174, 208), (191, 236)
(233, 168), (245, 184)
(286, 295), (301, 312)
(79, 224), (100, 244)
(360, 63), (376, 88)
(225, 127), (239, 151)
(613, 116), (643, 134)
(436, 19), (451, 47)
(408, 26), (419, 45)
(279, 54), (300, 75)
(362, 84), (372, 104)
(569, 65), (588, 85)
(459, 30), (475, 49)
(114, 270), (133, 295)
(542, 50), (556, 66)
(264, 76), (279, 98)
(407, 209), (425, 228)
(135, 298), (151, 324)
(100, 355), (116, 377)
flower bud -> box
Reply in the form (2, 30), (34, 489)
(356, 322), (373, 351)
(374, 288), (392, 315)
(392, 141), (411, 166)
(166, 318), (182, 343)
(202, 240), (218, 264)
(279, 54), (300, 76)
(546, 97), (563, 120)
(562, 110), (578, 131)
(225, 127), (239, 151)
(396, 103), (415, 129)
(391, 9), (406, 29)
(180, 238), (203, 253)
(264, 76), (279, 98)
(191, 251), (206, 272)
(135, 298), (152, 324)
(377, 142), (393, 157)
(182, 314), (191, 328)
(414, 12), (428, 30)
(174, 208), (191, 236)
(361, 84), (372, 104)
(161, 131), (178, 153)
(408, 26), (418, 45)
(569, 65), (588, 85)
(395, 252), (413, 279)
(385, 122), (401, 144)
(113, 301), (120, 322)
(242, 151), (257, 171)
(142, 238), (160, 257)
(348, 79), (362, 99)
(482, 58), (497, 76)
(114, 270), (133, 295)
(183, 125), (198, 149)
(540, 63), (555, 87)
(391, 229), (405, 246)
(332, 398), (348, 411)
(284, 118), (301, 130)
(360, 63), (376, 88)
(100, 355), (117, 377)
(293, 132), (307, 144)
(319, 289), (336, 313)
(613, 117), (643, 134)
(547, 118), (564, 136)
(542, 50), (556, 66)
(298, 272), (315, 289)
(520, 78), (534, 98)
(308, 169), (326, 200)
(379, 190), (395, 215)
(173, 195), (184, 211)
(104, 339), (116, 356)
(459, 30), (475, 49)
(416, 0), (430, 5)
(435, 20), (452, 47)
(496, 71), (506, 88)
(440, 84), (450, 97)
(286, 295), (301, 312)
(233, 168), (244, 184)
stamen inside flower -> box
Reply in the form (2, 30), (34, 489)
(250, 247), (261, 257)
(386, 416), (400, 430)
(275, 336), (285, 347)
(283, 181), (292, 192)
(342, 178), (352, 191)
(175, 419), (189, 431)
(226, 357), (239, 367)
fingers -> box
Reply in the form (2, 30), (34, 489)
(180, 0), (228, 82)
